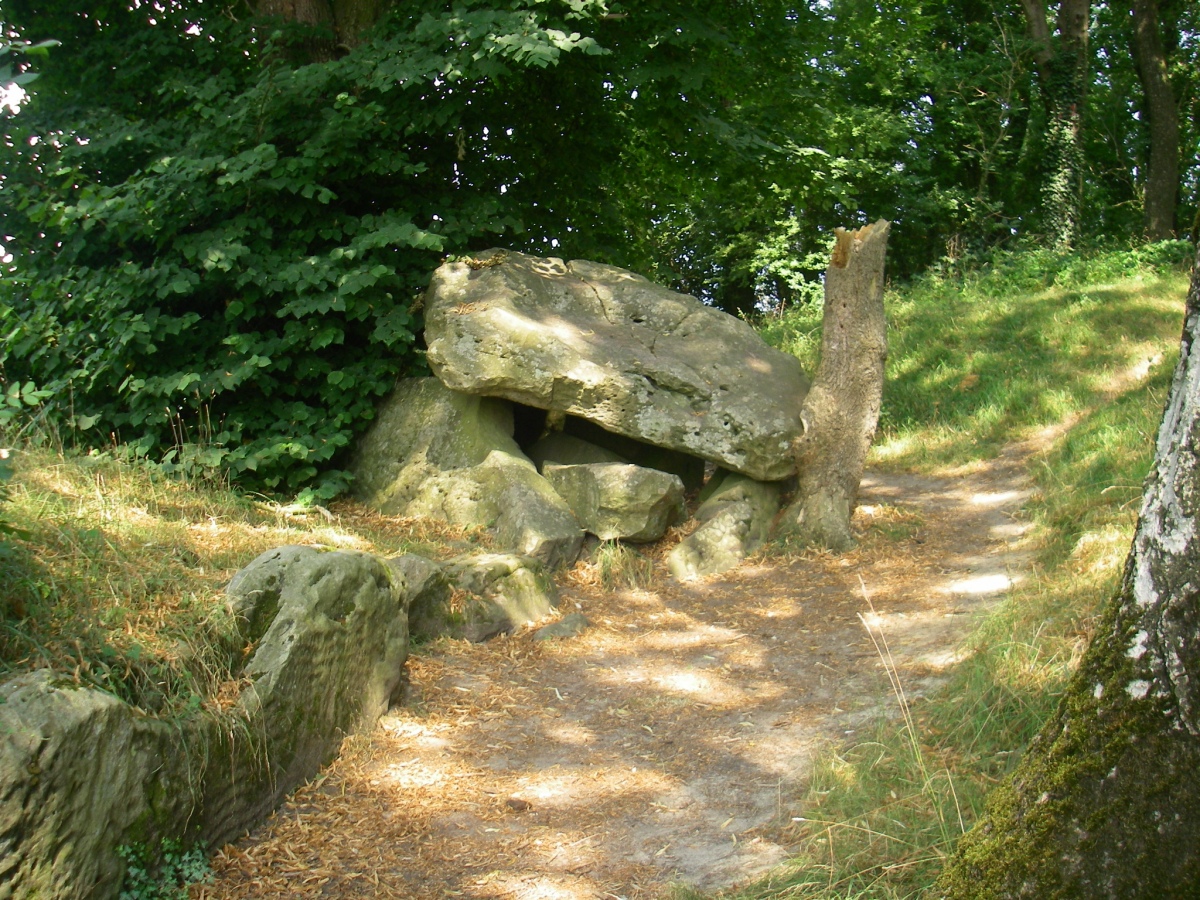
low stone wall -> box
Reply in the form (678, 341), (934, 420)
(0, 544), (559, 900)
(0, 547), (409, 900)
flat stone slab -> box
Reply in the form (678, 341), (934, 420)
(424, 250), (809, 481)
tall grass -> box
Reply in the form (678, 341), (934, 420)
(741, 241), (1192, 899)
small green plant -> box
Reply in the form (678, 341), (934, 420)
(117, 839), (211, 900)
(0, 380), (52, 430)
(594, 540), (656, 591)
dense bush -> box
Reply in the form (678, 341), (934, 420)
(0, 3), (613, 498)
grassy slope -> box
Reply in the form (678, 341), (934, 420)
(0, 452), (492, 713)
(743, 241), (1193, 899)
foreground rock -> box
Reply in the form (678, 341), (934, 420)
(350, 378), (584, 569)
(0, 671), (190, 898)
(393, 552), (559, 643)
(424, 250), (809, 481)
(545, 462), (686, 542)
(668, 471), (783, 579)
(0, 546), (411, 899)
(443, 553), (559, 629)
(205, 547), (411, 844)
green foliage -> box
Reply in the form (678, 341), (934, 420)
(2, 0), (1197, 496)
(118, 839), (211, 900)
(0, 37), (58, 90)
(0, 1), (624, 497)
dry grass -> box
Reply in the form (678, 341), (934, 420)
(0, 446), (489, 712)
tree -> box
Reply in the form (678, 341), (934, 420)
(1125, 0), (1180, 239)
(1017, 0), (1091, 249)
(936, 241), (1200, 897)
(779, 220), (890, 551)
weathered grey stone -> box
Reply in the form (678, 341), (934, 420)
(667, 501), (756, 581)
(0, 670), (190, 900)
(387, 553), (512, 644)
(0, 545), (412, 900)
(668, 472), (783, 580)
(694, 470), (783, 543)
(205, 546), (410, 846)
(562, 417), (706, 492)
(444, 552), (559, 627)
(493, 479), (584, 570)
(350, 377), (583, 568)
(534, 612), (591, 641)
(544, 463), (686, 542)
(386, 554), (453, 643)
(424, 250), (809, 481)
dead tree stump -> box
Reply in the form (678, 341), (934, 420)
(779, 219), (890, 551)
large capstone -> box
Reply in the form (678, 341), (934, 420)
(350, 377), (584, 569)
(424, 250), (809, 481)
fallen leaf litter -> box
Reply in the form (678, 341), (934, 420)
(196, 461), (1032, 900)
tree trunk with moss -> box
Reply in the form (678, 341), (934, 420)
(1019, 0), (1090, 249)
(779, 220), (890, 552)
(937, 243), (1200, 898)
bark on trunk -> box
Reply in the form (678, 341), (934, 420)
(779, 220), (890, 552)
(1018, 0), (1090, 249)
(251, 0), (384, 55)
(1129, 0), (1180, 240)
(937, 243), (1200, 897)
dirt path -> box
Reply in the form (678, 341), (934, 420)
(198, 456), (1033, 900)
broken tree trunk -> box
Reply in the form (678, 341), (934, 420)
(779, 219), (890, 551)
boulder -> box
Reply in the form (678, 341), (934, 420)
(0, 545), (412, 899)
(443, 552), (560, 630)
(544, 462), (686, 542)
(350, 377), (583, 568)
(388, 553), (511, 644)
(388, 553), (455, 643)
(525, 430), (628, 471)
(0, 671), (190, 899)
(562, 416), (706, 492)
(668, 471), (783, 580)
(695, 469), (784, 540)
(424, 250), (809, 481)
(205, 546), (411, 846)
(667, 501), (759, 581)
